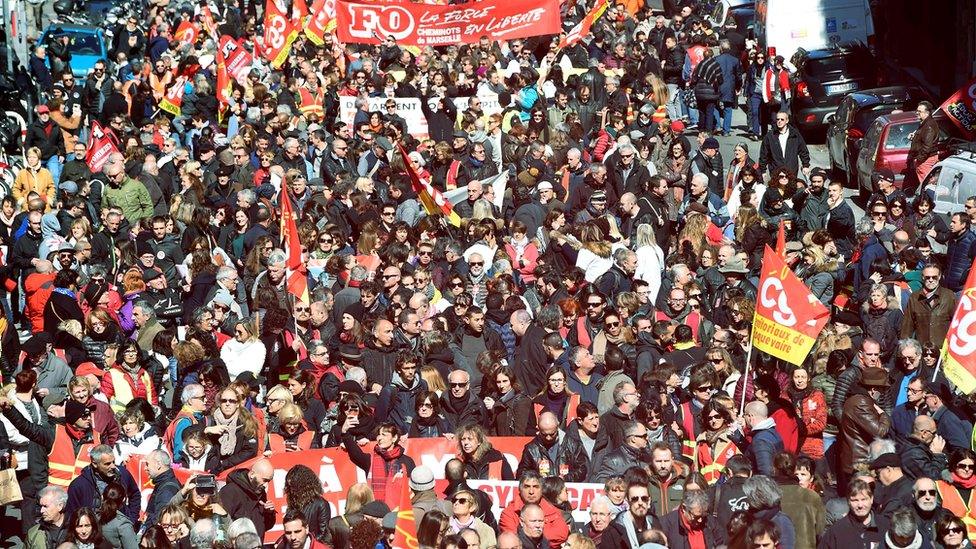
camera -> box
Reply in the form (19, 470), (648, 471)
(194, 474), (216, 495)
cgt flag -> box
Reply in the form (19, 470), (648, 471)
(391, 468), (419, 549)
(279, 188), (310, 303)
(159, 76), (188, 117)
(559, 0), (609, 49)
(263, 0), (298, 68)
(85, 121), (119, 173)
(752, 245), (830, 365)
(397, 143), (461, 227)
(941, 257), (976, 393)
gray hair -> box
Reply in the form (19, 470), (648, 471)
(606, 76), (620, 87)
(744, 476), (783, 510)
(682, 489), (711, 510)
(529, 141), (546, 155)
(618, 143), (635, 156)
(149, 448), (172, 468)
(233, 533), (262, 549)
(39, 486), (68, 507)
(237, 189), (256, 205)
(512, 309), (532, 326)
(869, 438), (897, 461)
(190, 519), (217, 549)
(492, 258), (512, 274)
(613, 381), (634, 405)
(613, 248), (636, 267)
(535, 305), (562, 332)
(888, 508), (919, 540)
(691, 172), (709, 188)
(133, 300), (155, 318)
(227, 518), (258, 541)
(869, 283), (888, 297)
(267, 249), (287, 265)
(898, 338), (922, 356)
(89, 444), (114, 464)
(349, 264), (368, 282)
(181, 383), (205, 404)
(590, 495), (612, 512)
(856, 218), (875, 239)
(216, 266), (239, 282)
(346, 367), (367, 386)
(622, 420), (644, 438)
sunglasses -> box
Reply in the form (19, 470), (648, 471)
(605, 322), (620, 328)
(469, 261), (484, 267)
(450, 382), (468, 388)
(947, 527), (965, 534)
(453, 497), (471, 504)
(916, 489), (937, 497)
(382, 274), (399, 279)
(629, 495), (650, 502)
(587, 302), (604, 308)
(220, 398), (239, 404)
(958, 463), (975, 470)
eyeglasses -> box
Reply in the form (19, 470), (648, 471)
(707, 414), (722, 420)
(450, 382), (468, 387)
(694, 385), (714, 393)
(319, 237), (333, 244)
(916, 489), (937, 497)
(923, 275), (940, 280)
(382, 211), (395, 217)
(708, 358), (723, 364)
(872, 211), (888, 217)
(220, 398), (239, 404)
(549, 378), (565, 384)
(294, 307), (310, 312)
(629, 495), (650, 502)
(469, 261), (484, 267)
(382, 274), (399, 279)
(418, 250), (432, 256)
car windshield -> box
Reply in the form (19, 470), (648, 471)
(885, 120), (919, 150)
(862, 119), (885, 163)
(805, 51), (873, 79)
(934, 165), (976, 207)
(64, 31), (102, 55)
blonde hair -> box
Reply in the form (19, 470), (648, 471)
(58, 319), (83, 339)
(277, 403), (303, 424)
(345, 483), (374, 515)
(266, 384), (294, 404)
(566, 534), (597, 549)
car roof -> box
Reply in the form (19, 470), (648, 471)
(875, 110), (919, 127)
(43, 24), (100, 33)
(847, 86), (925, 107)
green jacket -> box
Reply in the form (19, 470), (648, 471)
(102, 177), (153, 223)
(26, 521), (66, 549)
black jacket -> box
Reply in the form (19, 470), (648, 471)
(2, 403), (53, 497)
(439, 393), (487, 430)
(145, 468), (182, 527)
(219, 468), (277, 539)
(463, 446), (515, 480)
(659, 508), (721, 549)
(25, 119), (66, 161)
(759, 126), (811, 175)
(514, 323), (550, 396)
(516, 432), (590, 482)
(361, 339), (397, 388)
(818, 512), (889, 549)
(691, 57), (724, 102)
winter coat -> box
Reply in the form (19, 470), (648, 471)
(839, 386), (891, 474)
(516, 431), (590, 482)
(658, 507), (722, 549)
(462, 446), (515, 480)
(900, 286), (954, 348)
(860, 297), (904, 358)
(12, 166), (56, 210)
(376, 373), (429, 433)
(439, 393), (487, 430)
(499, 497), (570, 548)
(946, 229), (976, 291)
(799, 261), (837, 307)
(100, 513), (138, 549)
(65, 464), (141, 525)
(931, 404), (974, 453)
(741, 419), (784, 476)
(593, 443), (643, 483)
(691, 56), (724, 102)
(488, 391), (536, 436)
(826, 200), (857, 259)
(900, 434), (949, 480)
(25, 119), (66, 161)
(758, 126), (811, 175)
(648, 463), (690, 517)
(793, 187), (831, 232)
(361, 339), (397, 388)
(145, 468), (182, 527)
(219, 468), (277, 539)
(778, 481), (825, 549)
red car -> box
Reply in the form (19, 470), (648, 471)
(855, 111), (919, 196)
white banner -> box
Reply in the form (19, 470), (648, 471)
(338, 92), (501, 140)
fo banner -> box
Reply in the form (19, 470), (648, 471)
(752, 245), (830, 365)
(942, 257), (976, 393)
(335, 0), (561, 47)
(939, 76), (976, 141)
(212, 437), (561, 543)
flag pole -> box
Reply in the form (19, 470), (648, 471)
(740, 315), (756, 415)
(932, 351), (944, 383)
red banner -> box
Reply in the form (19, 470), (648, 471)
(85, 121), (119, 173)
(205, 437), (601, 544)
(942, 257), (976, 393)
(174, 20), (199, 45)
(939, 76), (976, 140)
(218, 35), (254, 85)
(752, 245), (831, 365)
(335, 0), (562, 47)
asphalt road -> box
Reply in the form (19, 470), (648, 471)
(709, 103), (864, 218)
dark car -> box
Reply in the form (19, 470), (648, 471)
(826, 86), (932, 184)
(789, 43), (881, 138)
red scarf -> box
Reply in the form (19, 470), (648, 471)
(952, 471), (976, 489)
(65, 423), (88, 441)
(679, 507), (706, 549)
(370, 444), (404, 502)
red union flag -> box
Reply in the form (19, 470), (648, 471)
(941, 258), (976, 393)
(336, 0), (562, 47)
(304, 0), (337, 44)
(263, 0), (298, 68)
(218, 35), (254, 84)
(559, 0), (608, 49)
(174, 20), (198, 45)
(397, 143), (461, 227)
(159, 75), (188, 116)
(939, 76), (976, 140)
(85, 121), (119, 173)
(752, 245), (830, 365)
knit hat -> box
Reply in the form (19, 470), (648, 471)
(409, 466), (435, 492)
(362, 501), (391, 519)
(135, 239), (154, 257)
(338, 344), (362, 363)
(590, 190), (607, 203)
(142, 268), (163, 283)
(65, 400), (92, 425)
(383, 511), (398, 530)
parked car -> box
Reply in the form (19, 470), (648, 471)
(927, 145), (976, 215)
(38, 24), (108, 82)
(708, 0), (755, 37)
(825, 86), (931, 184)
(789, 43), (881, 137)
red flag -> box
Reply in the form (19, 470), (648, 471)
(396, 143), (461, 227)
(304, 0), (336, 45)
(85, 121), (119, 173)
(752, 245), (831, 365)
(215, 43), (232, 120)
(159, 75), (188, 117)
(939, 75), (976, 140)
(198, 2), (219, 40)
(775, 220), (786, 258)
(940, 257), (976, 393)
(291, 0), (309, 27)
(391, 468), (419, 549)
(559, 0), (609, 49)
(174, 20), (199, 45)
(279, 189), (309, 303)
(262, 0), (298, 68)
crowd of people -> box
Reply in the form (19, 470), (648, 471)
(0, 0), (971, 548)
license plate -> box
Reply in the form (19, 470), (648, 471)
(826, 82), (857, 95)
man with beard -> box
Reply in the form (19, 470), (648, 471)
(598, 479), (657, 548)
(536, 272), (569, 307)
(678, 172), (730, 227)
(908, 477), (948, 546)
(455, 306), (505, 390)
(362, 319), (397, 391)
(647, 443), (689, 517)
(516, 411), (590, 482)
(65, 444), (140, 523)
(640, 176), (672, 250)
(569, 291), (607, 349)
(147, 215), (184, 286)
(793, 167), (831, 231)
(219, 458), (278, 540)
(440, 369), (486, 429)
(376, 353), (429, 433)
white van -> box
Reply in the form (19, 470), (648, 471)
(754, 0), (874, 61)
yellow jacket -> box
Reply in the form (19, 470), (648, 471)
(12, 166), (56, 211)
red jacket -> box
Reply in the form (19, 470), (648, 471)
(771, 406), (800, 455)
(499, 496), (569, 547)
(24, 272), (56, 333)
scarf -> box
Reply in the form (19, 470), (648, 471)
(543, 390), (568, 417)
(212, 410), (240, 456)
(53, 287), (76, 299)
(787, 385), (813, 405)
(371, 444), (404, 502)
(65, 423), (89, 441)
(952, 471), (976, 489)
(510, 235), (529, 257)
(449, 515), (475, 534)
(679, 507), (706, 549)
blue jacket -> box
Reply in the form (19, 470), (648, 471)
(945, 229), (976, 291)
(747, 421), (784, 476)
(66, 464), (141, 527)
(854, 236), (888, 290)
(931, 405), (973, 453)
(890, 402), (920, 450)
(714, 53), (743, 103)
(679, 191), (730, 227)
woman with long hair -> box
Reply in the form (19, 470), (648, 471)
(694, 398), (740, 485)
(417, 510), (450, 549)
(99, 482), (138, 549)
(591, 309), (635, 366)
(327, 483), (374, 549)
(408, 390), (455, 438)
(736, 206), (771, 270)
(66, 507), (112, 549)
(219, 207), (252, 268)
(788, 365), (827, 460)
(117, 269), (146, 337)
(797, 244), (837, 306)
(935, 514), (972, 549)
(486, 365), (535, 436)
(632, 223), (665, 300)
(82, 308), (124, 368)
(203, 386), (259, 472)
(725, 142), (757, 201)
(285, 464), (332, 543)
(656, 139), (690, 212)
(532, 366), (579, 426)
(177, 160), (206, 206)
(220, 317), (266, 381)
(288, 370), (328, 436)
(456, 423), (515, 480)
(575, 223), (616, 283)
(267, 403), (316, 452)
(170, 473), (230, 526)
(910, 193), (949, 246)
